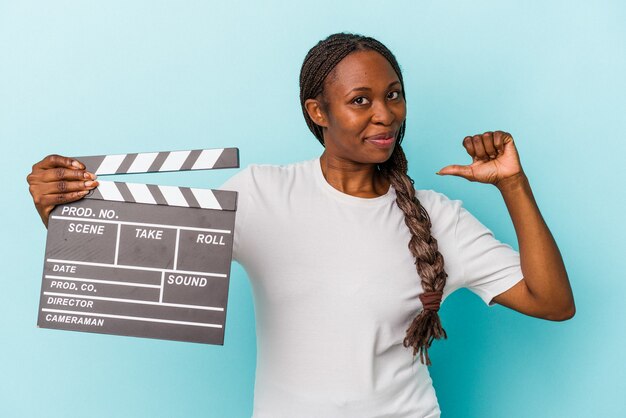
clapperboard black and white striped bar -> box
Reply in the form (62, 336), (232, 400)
(77, 147), (239, 175)
(37, 148), (239, 345)
(87, 181), (237, 211)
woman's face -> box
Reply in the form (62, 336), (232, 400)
(308, 50), (407, 165)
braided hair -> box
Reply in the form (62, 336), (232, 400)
(299, 33), (448, 366)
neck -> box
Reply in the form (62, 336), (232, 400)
(319, 151), (390, 198)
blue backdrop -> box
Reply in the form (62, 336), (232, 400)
(1, 1), (624, 417)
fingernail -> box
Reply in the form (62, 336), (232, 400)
(85, 181), (96, 188)
(72, 160), (83, 169)
(84, 172), (97, 180)
(436, 171), (442, 175)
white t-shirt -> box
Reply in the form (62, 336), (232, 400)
(219, 156), (523, 418)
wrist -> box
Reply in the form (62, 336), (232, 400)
(494, 171), (529, 193)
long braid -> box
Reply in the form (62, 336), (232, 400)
(379, 144), (448, 366)
(299, 33), (447, 366)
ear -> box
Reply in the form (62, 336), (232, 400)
(304, 98), (328, 128)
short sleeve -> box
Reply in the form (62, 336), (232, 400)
(455, 204), (524, 306)
(218, 166), (250, 193)
(217, 166), (252, 262)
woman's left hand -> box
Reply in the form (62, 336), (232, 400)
(436, 130), (525, 189)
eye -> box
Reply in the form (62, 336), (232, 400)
(352, 96), (370, 105)
(387, 90), (401, 100)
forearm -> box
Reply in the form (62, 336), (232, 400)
(496, 172), (575, 317)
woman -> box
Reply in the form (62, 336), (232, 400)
(27, 33), (575, 417)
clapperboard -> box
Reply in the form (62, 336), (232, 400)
(37, 148), (239, 345)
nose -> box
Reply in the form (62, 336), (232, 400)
(371, 100), (395, 125)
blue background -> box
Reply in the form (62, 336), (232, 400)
(1, 1), (624, 417)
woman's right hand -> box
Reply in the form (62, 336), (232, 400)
(27, 154), (99, 228)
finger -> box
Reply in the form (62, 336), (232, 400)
(34, 180), (99, 196)
(32, 168), (97, 184)
(437, 164), (474, 180)
(493, 132), (504, 154)
(36, 154), (85, 170)
(482, 131), (497, 159)
(38, 190), (91, 207)
(494, 131), (512, 153)
(471, 135), (488, 159)
(462, 136), (476, 159)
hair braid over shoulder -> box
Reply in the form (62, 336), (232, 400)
(299, 32), (448, 365)
(379, 144), (448, 365)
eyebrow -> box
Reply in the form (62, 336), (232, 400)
(345, 80), (402, 97)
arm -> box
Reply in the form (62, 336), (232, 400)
(491, 172), (575, 320)
(438, 131), (575, 321)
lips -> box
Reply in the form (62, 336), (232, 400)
(364, 131), (396, 148)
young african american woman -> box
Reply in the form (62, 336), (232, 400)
(27, 33), (575, 417)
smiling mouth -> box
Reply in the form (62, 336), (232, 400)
(364, 132), (396, 147)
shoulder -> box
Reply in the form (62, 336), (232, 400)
(415, 188), (462, 215)
(248, 159), (313, 179)
(413, 189), (464, 237)
(218, 158), (315, 193)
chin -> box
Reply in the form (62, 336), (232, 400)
(368, 147), (396, 165)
